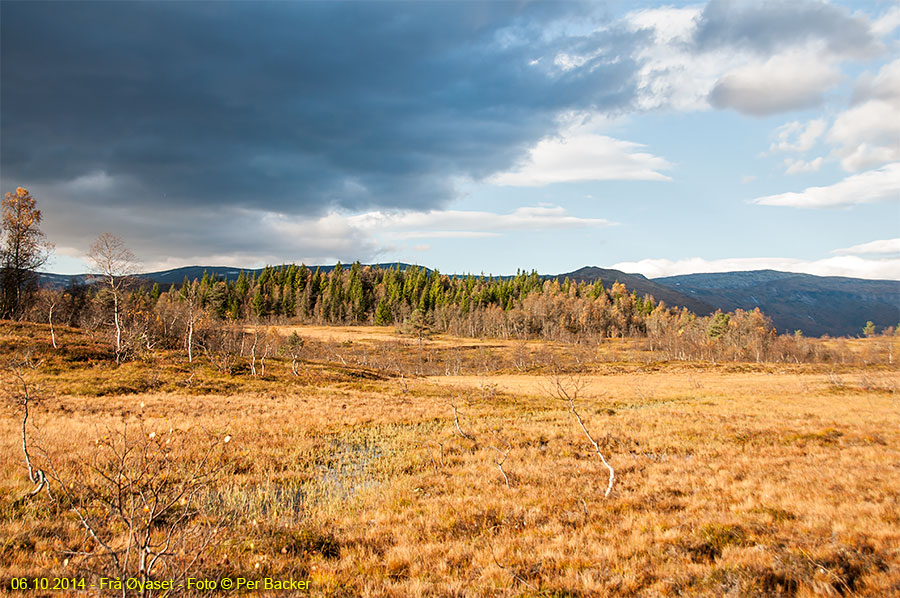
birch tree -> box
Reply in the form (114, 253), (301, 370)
(1, 187), (53, 319)
(88, 233), (138, 364)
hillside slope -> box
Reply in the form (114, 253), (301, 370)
(654, 270), (900, 336)
(555, 266), (717, 315)
(39, 263), (424, 287)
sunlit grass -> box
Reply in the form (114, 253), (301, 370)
(1, 321), (898, 596)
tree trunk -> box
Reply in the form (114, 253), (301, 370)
(187, 313), (194, 363)
(48, 303), (57, 349)
(113, 290), (122, 364)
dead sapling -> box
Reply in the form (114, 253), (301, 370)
(550, 373), (615, 498)
(7, 356), (49, 499)
(199, 325), (240, 375)
(487, 428), (513, 489)
(249, 328), (259, 377)
(449, 400), (475, 442)
(259, 338), (270, 377)
(448, 398), (515, 488)
(257, 328), (279, 378)
(37, 421), (232, 598)
(282, 331), (305, 376)
(42, 291), (59, 349)
(424, 440), (446, 471)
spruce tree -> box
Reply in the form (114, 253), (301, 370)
(374, 299), (392, 325)
(252, 287), (266, 318)
(327, 263), (344, 322)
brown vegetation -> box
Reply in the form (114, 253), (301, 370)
(1, 321), (898, 597)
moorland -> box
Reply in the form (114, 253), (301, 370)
(2, 320), (898, 597)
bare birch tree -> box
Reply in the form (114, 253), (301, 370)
(6, 354), (49, 500)
(180, 280), (202, 363)
(548, 372), (615, 498)
(88, 233), (138, 364)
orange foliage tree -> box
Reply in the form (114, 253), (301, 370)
(1, 187), (53, 319)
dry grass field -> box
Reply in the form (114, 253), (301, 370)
(1, 321), (898, 597)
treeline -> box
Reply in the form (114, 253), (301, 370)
(168, 262), (654, 337)
(48, 261), (657, 339)
(23, 261), (896, 366)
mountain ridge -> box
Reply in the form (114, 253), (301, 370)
(652, 269), (899, 337)
(550, 266), (716, 316)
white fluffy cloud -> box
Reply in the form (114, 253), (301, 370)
(769, 119), (827, 153)
(872, 5), (900, 37)
(613, 256), (900, 280)
(752, 163), (900, 208)
(487, 117), (672, 186)
(347, 205), (616, 237)
(624, 3), (881, 116)
(784, 157), (824, 174)
(709, 49), (843, 116)
(828, 59), (900, 171)
(499, 4), (891, 190)
(833, 238), (900, 256)
(626, 6), (744, 112)
(262, 204), (617, 260)
(762, 59), (900, 177)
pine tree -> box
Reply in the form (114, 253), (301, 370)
(707, 312), (730, 338)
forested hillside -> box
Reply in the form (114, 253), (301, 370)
(655, 270), (900, 336)
(126, 262), (658, 339)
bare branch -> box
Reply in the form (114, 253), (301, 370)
(450, 401), (475, 441)
(550, 373), (615, 498)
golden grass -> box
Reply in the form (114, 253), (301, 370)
(1, 321), (898, 597)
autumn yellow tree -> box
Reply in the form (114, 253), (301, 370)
(0, 187), (54, 319)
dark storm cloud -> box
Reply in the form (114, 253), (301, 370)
(1, 1), (641, 218)
(694, 0), (881, 58)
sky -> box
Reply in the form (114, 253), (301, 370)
(1, 0), (899, 279)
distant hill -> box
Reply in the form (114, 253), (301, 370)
(554, 266), (717, 315)
(653, 270), (900, 336)
(142, 262), (427, 285)
(38, 262), (425, 288)
(38, 272), (93, 288)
